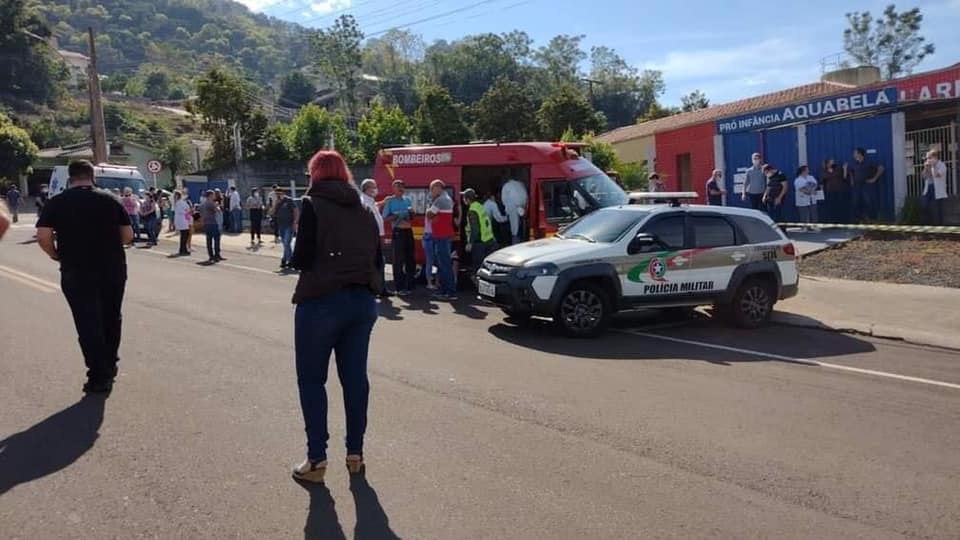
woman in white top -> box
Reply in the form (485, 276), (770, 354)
(173, 191), (193, 256)
(793, 166), (819, 228)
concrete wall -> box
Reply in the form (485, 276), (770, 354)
(611, 135), (656, 166)
(655, 123), (717, 202)
(200, 161), (375, 196)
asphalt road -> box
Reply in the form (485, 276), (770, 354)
(1, 223), (958, 540)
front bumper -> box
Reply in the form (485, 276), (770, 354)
(475, 269), (557, 316)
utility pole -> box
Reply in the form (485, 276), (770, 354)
(87, 27), (107, 164)
(580, 77), (602, 101)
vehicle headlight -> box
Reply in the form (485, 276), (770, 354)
(515, 263), (558, 279)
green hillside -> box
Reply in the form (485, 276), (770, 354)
(34, 0), (312, 83)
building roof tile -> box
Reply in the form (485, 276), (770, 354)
(596, 81), (854, 143)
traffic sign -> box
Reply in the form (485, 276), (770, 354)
(147, 160), (162, 174)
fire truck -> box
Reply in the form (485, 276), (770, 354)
(373, 142), (629, 267)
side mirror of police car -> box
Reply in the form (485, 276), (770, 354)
(628, 233), (658, 255)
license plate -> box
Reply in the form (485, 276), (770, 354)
(478, 280), (496, 298)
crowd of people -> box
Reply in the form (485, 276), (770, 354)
(717, 148), (949, 226)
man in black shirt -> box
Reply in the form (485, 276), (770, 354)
(37, 160), (134, 394)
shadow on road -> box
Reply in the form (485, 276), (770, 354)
(301, 482), (347, 540)
(350, 473), (402, 540)
(488, 312), (877, 364)
(0, 395), (106, 496)
(298, 473), (401, 540)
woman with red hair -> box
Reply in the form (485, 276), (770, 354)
(289, 150), (381, 483)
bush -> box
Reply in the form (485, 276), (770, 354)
(899, 195), (924, 225)
(615, 161), (648, 191)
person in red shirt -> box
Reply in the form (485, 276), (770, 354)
(426, 179), (457, 300)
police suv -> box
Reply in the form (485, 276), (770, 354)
(476, 194), (799, 337)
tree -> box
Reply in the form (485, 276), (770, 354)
(144, 70), (171, 101)
(286, 104), (347, 160)
(414, 84), (470, 145)
(0, 113), (39, 182)
(279, 71), (315, 108)
(159, 139), (192, 182)
(583, 135), (619, 173)
(588, 46), (665, 129)
(424, 33), (520, 106)
(534, 34), (586, 88)
(362, 29), (424, 114)
(312, 15), (364, 114)
(190, 68), (253, 167)
(844, 5), (935, 79)
(637, 102), (680, 123)
(258, 123), (292, 161)
(681, 90), (710, 112)
(358, 102), (413, 163)
(0, 0), (66, 105)
(473, 77), (538, 142)
(538, 85), (603, 141)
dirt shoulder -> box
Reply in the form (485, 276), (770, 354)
(800, 232), (960, 289)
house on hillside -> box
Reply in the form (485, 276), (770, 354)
(298, 66), (383, 112)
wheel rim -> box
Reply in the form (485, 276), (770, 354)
(560, 290), (603, 331)
(740, 286), (771, 323)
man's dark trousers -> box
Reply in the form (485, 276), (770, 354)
(61, 268), (126, 384)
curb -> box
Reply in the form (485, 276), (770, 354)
(772, 312), (960, 351)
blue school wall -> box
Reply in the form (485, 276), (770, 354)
(721, 128), (801, 221)
(804, 114), (895, 221)
(720, 114), (895, 222)
(184, 180), (229, 204)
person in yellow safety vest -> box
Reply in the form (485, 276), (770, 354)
(461, 188), (496, 280)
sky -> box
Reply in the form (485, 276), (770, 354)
(238, 0), (960, 107)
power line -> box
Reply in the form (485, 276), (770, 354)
(364, 0), (502, 37)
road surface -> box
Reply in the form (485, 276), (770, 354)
(1, 223), (958, 539)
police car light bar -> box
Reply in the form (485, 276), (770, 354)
(628, 191), (700, 200)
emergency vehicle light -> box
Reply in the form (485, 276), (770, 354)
(628, 191), (700, 200)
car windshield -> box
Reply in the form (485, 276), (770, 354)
(95, 176), (146, 197)
(558, 209), (649, 243)
(571, 173), (629, 210)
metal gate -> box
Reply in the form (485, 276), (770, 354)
(905, 123), (957, 198)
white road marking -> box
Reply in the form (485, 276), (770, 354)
(134, 246), (282, 276)
(0, 265), (59, 293)
(620, 330), (960, 391)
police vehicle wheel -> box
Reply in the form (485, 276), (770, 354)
(555, 282), (610, 338)
(729, 277), (775, 329)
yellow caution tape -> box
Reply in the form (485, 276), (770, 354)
(777, 222), (960, 234)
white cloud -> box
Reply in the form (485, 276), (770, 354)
(311, 0), (352, 14)
(645, 38), (824, 105)
(233, 0), (287, 12)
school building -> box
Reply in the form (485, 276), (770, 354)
(597, 63), (960, 224)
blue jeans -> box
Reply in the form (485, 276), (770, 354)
(433, 237), (456, 295)
(765, 201), (783, 223)
(422, 233), (435, 284)
(295, 287), (378, 462)
(854, 182), (879, 221)
(142, 215), (158, 244)
(129, 214), (141, 239)
(231, 208), (242, 233)
(204, 223), (221, 259)
(280, 226), (293, 263)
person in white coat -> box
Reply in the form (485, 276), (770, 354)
(500, 178), (528, 245)
(173, 191), (192, 256)
(483, 191), (509, 246)
(793, 165), (819, 228)
(923, 149), (948, 225)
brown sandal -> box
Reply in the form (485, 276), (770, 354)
(292, 459), (327, 483)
